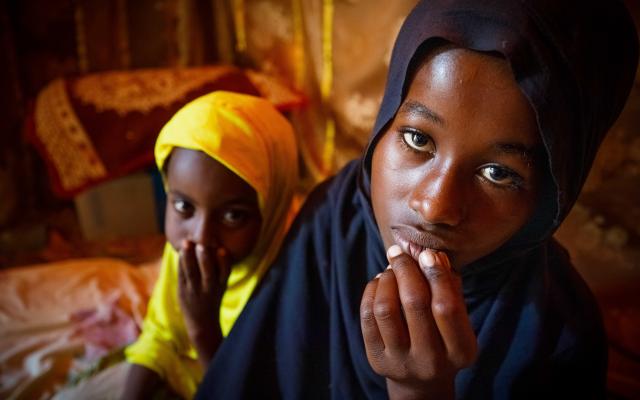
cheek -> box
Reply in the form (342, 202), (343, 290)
(371, 147), (390, 225)
(372, 142), (417, 212)
(164, 211), (184, 250)
(469, 192), (536, 250)
(221, 220), (262, 261)
(371, 137), (406, 245)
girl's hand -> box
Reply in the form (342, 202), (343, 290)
(360, 245), (477, 400)
(178, 240), (231, 366)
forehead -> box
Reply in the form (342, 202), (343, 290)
(166, 147), (257, 204)
(418, 47), (514, 89)
(403, 46), (540, 147)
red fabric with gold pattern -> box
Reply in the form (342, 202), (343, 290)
(25, 66), (303, 198)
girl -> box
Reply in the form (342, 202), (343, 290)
(196, 0), (638, 399)
(122, 91), (299, 399)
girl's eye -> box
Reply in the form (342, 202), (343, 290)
(401, 130), (435, 153)
(221, 209), (249, 228)
(478, 164), (524, 189)
(173, 199), (193, 215)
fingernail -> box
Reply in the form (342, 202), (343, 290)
(386, 245), (403, 260)
(196, 244), (205, 253)
(419, 250), (435, 268)
(375, 272), (382, 279)
(385, 264), (392, 270)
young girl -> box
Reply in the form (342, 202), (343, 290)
(196, 0), (638, 399)
(121, 91), (299, 399)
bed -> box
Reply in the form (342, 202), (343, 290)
(0, 254), (160, 399)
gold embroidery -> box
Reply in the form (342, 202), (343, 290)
(320, 0), (335, 175)
(233, 0), (247, 52)
(290, 0), (305, 89)
(35, 79), (107, 192)
(72, 66), (236, 116)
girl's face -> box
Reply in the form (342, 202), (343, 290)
(164, 148), (262, 263)
(371, 47), (542, 270)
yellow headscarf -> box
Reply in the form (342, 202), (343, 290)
(125, 91), (298, 398)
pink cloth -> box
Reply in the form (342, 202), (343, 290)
(0, 257), (159, 399)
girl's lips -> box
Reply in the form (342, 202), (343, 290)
(394, 234), (425, 261)
(390, 226), (452, 263)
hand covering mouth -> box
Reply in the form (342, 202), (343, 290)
(391, 226), (452, 262)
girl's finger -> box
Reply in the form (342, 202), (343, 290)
(196, 244), (215, 292)
(419, 251), (477, 368)
(178, 249), (187, 287)
(373, 267), (410, 354)
(180, 240), (200, 291)
(215, 247), (231, 287)
(178, 255), (188, 300)
(387, 247), (442, 357)
(360, 277), (385, 370)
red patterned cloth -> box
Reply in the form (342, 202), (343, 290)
(25, 66), (304, 198)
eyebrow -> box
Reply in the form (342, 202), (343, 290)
(168, 189), (195, 202)
(399, 100), (446, 127)
(493, 142), (540, 163)
(169, 189), (258, 207)
(399, 100), (539, 163)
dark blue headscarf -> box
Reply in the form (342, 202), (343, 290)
(197, 1), (638, 398)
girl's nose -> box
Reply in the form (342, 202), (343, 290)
(409, 166), (467, 227)
(190, 216), (218, 247)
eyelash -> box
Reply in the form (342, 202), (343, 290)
(397, 128), (434, 155)
(221, 208), (249, 228)
(172, 198), (193, 215)
(477, 164), (525, 191)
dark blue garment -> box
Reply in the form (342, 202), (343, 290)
(197, 161), (606, 399)
(197, 0), (638, 398)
